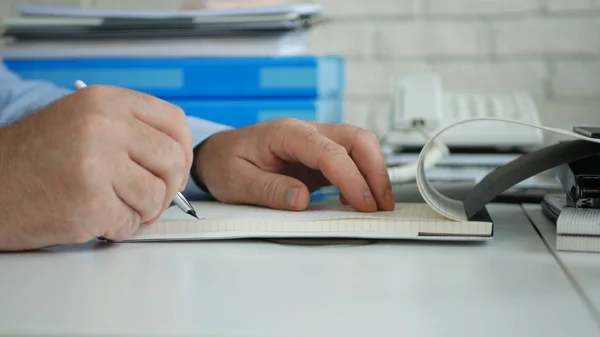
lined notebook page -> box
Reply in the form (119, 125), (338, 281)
(127, 201), (493, 241)
(159, 201), (451, 222)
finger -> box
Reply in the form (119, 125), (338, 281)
(266, 119), (377, 212)
(123, 89), (193, 188)
(237, 160), (311, 211)
(312, 123), (395, 211)
(126, 118), (187, 216)
(280, 163), (331, 192)
(339, 193), (349, 205)
(102, 185), (143, 242)
(112, 152), (167, 223)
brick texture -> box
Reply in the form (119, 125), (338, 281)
(538, 101), (600, 144)
(426, 0), (541, 15)
(307, 22), (375, 57)
(543, 102), (600, 125)
(430, 61), (548, 97)
(493, 17), (600, 55)
(552, 61), (600, 99)
(545, 0), (600, 12)
(375, 21), (492, 56)
(318, 0), (419, 17)
(0, 0), (599, 132)
(346, 60), (430, 97)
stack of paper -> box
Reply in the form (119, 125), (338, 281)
(556, 207), (600, 253)
(543, 194), (600, 253)
(1, 1), (324, 58)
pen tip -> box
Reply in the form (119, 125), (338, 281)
(187, 210), (199, 220)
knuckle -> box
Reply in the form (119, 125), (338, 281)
(138, 178), (165, 216)
(149, 180), (166, 210)
(356, 128), (379, 144)
(258, 176), (280, 204)
(166, 141), (187, 178)
(77, 86), (121, 110)
(165, 103), (187, 128)
(73, 154), (105, 189)
(306, 129), (321, 145)
(77, 113), (112, 142)
(77, 85), (108, 102)
(173, 105), (187, 125)
(274, 117), (300, 128)
(321, 139), (346, 156)
(174, 145), (187, 172)
(263, 123), (279, 148)
(305, 129), (346, 158)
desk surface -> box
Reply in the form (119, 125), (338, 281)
(523, 204), (600, 326)
(1, 204), (599, 337)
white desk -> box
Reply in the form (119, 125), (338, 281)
(1, 204), (599, 337)
(523, 204), (600, 326)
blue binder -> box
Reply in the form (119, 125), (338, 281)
(5, 56), (344, 99)
(169, 97), (342, 128)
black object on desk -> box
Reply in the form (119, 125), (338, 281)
(555, 154), (600, 209)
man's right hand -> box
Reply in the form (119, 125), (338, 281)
(0, 85), (193, 251)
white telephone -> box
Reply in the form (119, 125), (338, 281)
(384, 74), (545, 151)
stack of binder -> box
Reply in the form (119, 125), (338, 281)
(1, 1), (345, 128)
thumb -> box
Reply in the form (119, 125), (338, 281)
(244, 165), (310, 211)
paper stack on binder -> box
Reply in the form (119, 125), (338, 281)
(1, 1), (323, 57)
(2, 1), (343, 131)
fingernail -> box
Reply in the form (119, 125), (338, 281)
(286, 187), (299, 208)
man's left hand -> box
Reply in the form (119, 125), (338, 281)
(193, 118), (395, 212)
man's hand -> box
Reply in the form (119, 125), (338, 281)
(194, 118), (394, 212)
(0, 85), (192, 251)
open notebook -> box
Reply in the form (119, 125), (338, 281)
(126, 119), (600, 243)
(128, 201), (494, 242)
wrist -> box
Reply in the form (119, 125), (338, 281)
(190, 134), (216, 194)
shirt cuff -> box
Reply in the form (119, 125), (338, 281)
(182, 116), (233, 200)
(0, 80), (73, 127)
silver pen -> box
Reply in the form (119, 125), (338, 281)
(74, 80), (199, 219)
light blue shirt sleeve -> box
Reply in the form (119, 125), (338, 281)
(0, 61), (232, 199)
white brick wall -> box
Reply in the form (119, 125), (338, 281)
(1, 0), (599, 134)
(425, 0), (541, 15)
(375, 21), (492, 56)
(307, 22), (375, 57)
(552, 61), (600, 99)
(316, 0), (419, 17)
(545, 0), (600, 12)
(493, 17), (600, 55)
(307, 0), (600, 133)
